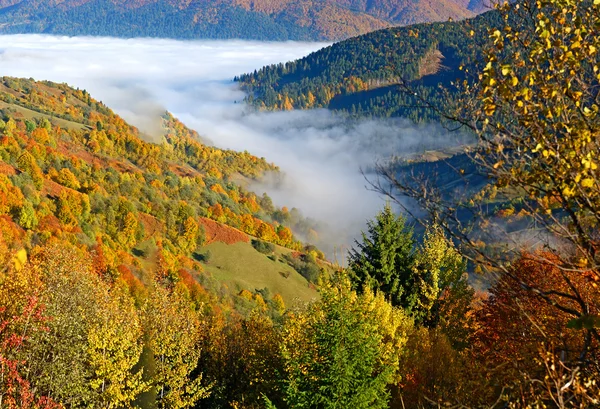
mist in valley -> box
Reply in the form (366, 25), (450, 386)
(0, 35), (467, 256)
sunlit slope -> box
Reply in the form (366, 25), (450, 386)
(238, 8), (502, 120)
(202, 241), (317, 304)
(0, 0), (484, 41)
(0, 76), (323, 308)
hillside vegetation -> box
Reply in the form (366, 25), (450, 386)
(238, 8), (502, 120)
(0, 0), (488, 41)
(1, 0), (599, 408)
(0, 76), (331, 305)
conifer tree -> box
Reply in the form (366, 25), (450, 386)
(348, 204), (415, 309)
(349, 207), (470, 328)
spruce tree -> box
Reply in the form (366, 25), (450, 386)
(349, 208), (471, 335)
(348, 204), (415, 310)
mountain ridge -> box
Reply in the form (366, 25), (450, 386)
(0, 0), (490, 41)
(0, 75), (329, 306)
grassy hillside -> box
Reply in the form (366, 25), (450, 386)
(238, 8), (502, 120)
(201, 241), (317, 304)
(0, 0), (484, 41)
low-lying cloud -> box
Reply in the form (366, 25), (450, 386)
(0, 35), (466, 256)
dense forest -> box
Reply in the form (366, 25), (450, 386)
(237, 8), (502, 121)
(0, 0), (484, 41)
(2, 0), (600, 407)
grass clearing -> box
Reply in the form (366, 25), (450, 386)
(201, 241), (317, 307)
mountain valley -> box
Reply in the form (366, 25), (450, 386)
(1, 1), (599, 407)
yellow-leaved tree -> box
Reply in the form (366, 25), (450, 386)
(87, 280), (149, 408)
(374, 0), (600, 404)
(16, 242), (147, 408)
(142, 285), (210, 409)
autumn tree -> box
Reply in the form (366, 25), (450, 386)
(472, 251), (599, 400)
(411, 225), (471, 337)
(177, 216), (201, 255)
(142, 285), (210, 409)
(16, 152), (43, 190)
(18, 201), (38, 230)
(21, 243), (102, 407)
(56, 168), (80, 190)
(55, 191), (79, 226)
(0, 175), (24, 216)
(16, 242), (146, 408)
(86, 281), (148, 408)
(200, 311), (283, 408)
(0, 245), (61, 409)
(91, 235), (109, 278)
(277, 273), (412, 409)
(117, 211), (139, 249)
(256, 221), (275, 242)
(371, 0), (600, 401)
(349, 206), (470, 332)
(396, 327), (477, 408)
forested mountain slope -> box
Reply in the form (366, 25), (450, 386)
(0, 0), (488, 41)
(238, 8), (502, 120)
(0, 76), (329, 308)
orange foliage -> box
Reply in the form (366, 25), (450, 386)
(238, 289), (254, 301)
(91, 236), (108, 278)
(254, 222), (271, 241)
(0, 175), (24, 215)
(208, 203), (226, 223)
(240, 196), (260, 213)
(0, 215), (24, 249)
(37, 215), (63, 236)
(240, 214), (255, 235)
(210, 184), (228, 196)
(473, 251), (600, 385)
(276, 226), (293, 246)
(116, 264), (146, 302)
(199, 218), (249, 245)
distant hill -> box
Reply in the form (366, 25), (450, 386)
(237, 8), (502, 120)
(0, 0), (491, 41)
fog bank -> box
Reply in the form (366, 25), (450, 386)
(0, 35), (465, 254)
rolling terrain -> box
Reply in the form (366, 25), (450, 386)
(0, 0), (491, 40)
(1, 2), (598, 408)
(235, 5), (546, 265)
